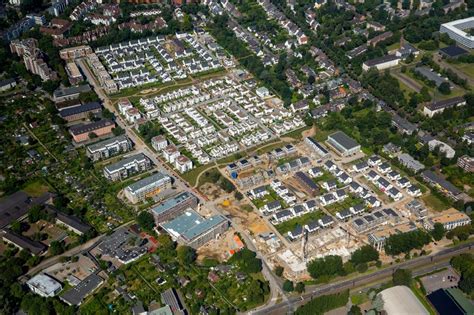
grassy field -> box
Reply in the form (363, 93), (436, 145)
(275, 210), (324, 235)
(181, 164), (216, 187)
(450, 62), (474, 79)
(22, 179), (50, 197)
(312, 127), (335, 142)
(282, 126), (312, 140)
(422, 193), (450, 212)
(398, 79), (417, 97)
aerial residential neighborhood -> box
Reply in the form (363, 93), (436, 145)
(0, 0), (473, 314)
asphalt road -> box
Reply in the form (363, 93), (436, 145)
(253, 242), (474, 315)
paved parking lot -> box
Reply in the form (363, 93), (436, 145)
(420, 267), (459, 294)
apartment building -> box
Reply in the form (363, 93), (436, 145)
(428, 208), (471, 231)
(103, 153), (152, 181)
(59, 45), (93, 60)
(457, 155), (474, 173)
(10, 38), (58, 81)
(86, 135), (132, 161)
(124, 172), (172, 204)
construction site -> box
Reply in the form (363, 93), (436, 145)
(206, 132), (464, 281)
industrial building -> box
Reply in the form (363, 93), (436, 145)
(55, 212), (91, 235)
(362, 55), (400, 71)
(2, 229), (47, 256)
(160, 209), (228, 249)
(440, 17), (474, 49)
(151, 191), (198, 224)
(326, 131), (361, 156)
(60, 273), (104, 306)
(53, 84), (91, 102)
(124, 172), (173, 204)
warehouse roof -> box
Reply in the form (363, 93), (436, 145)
(60, 273), (103, 306)
(161, 209), (227, 242)
(328, 131), (360, 151)
(59, 102), (101, 118)
(69, 119), (114, 136)
(364, 54), (400, 67)
(439, 45), (468, 58)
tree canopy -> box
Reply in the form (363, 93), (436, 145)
(307, 255), (345, 280)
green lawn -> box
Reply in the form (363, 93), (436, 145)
(275, 211), (324, 235)
(252, 194), (277, 209)
(313, 171), (335, 184)
(324, 195), (364, 215)
(411, 284), (437, 315)
(422, 193), (450, 212)
(387, 42), (401, 51)
(351, 292), (369, 305)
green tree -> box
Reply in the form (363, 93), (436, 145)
(295, 282), (305, 293)
(392, 268), (412, 286)
(235, 191), (243, 201)
(177, 246), (197, 265)
(28, 205), (44, 223)
(307, 255), (345, 280)
(275, 265), (284, 277)
(438, 82), (451, 95)
(350, 245), (379, 265)
(137, 212), (155, 231)
(431, 222), (445, 241)
(10, 220), (22, 234)
(228, 248), (262, 273)
(49, 240), (65, 256)
(348, 305), (362, 315)
(283, 280), (294, 292)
